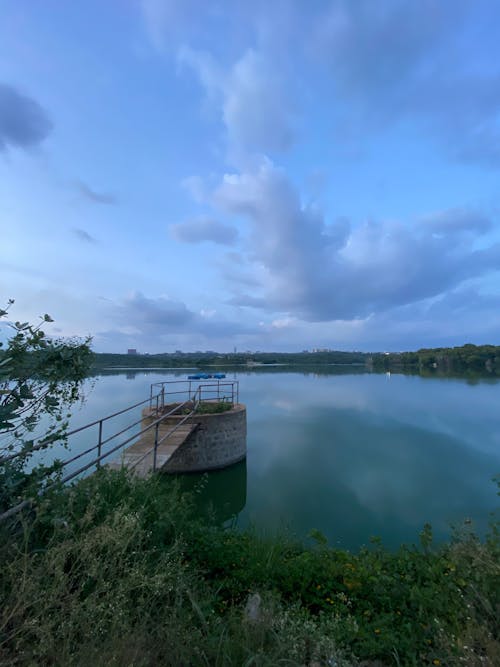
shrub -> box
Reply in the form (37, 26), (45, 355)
(0, 469), (498, 666)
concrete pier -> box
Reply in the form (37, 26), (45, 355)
(111, 402), (247, 476)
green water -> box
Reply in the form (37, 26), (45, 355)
(45, 368), (500, 550)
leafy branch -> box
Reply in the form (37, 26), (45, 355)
(0, 300), (92, 511)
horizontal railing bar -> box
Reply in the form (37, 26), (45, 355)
(0, 498), (32, 522)
(0, 392), (163, 465)
(157, 412), (194, 446)
(60, 441), (103, 468)
(59, 398), (193, 470)
(127, 417), (189, 470)
(0, 379), (240, 523)
(59, 414), (142, 468)
(151, 379), (193, 384)
(198, 388), (234, 393)
(50, 398), (195, 487)
(129, 393), (201, 471)
(0, 398), (196, 523)
(98, 415), (145, 448)
(153, 383), (235, 387)
(58, 433), (143, 482)
(153, 380), (235, 385)
(65, 393), (162, 436)
(150, 380), (196, 387)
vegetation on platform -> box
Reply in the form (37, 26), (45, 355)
(195, 401), (234, 415)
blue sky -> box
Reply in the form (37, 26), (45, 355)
(1, 0), (500, 353)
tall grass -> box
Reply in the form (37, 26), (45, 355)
(0, 469), (498, 666)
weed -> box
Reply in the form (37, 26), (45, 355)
(0, 469), (498, 666)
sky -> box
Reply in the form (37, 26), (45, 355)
(1, 0), (500, 353)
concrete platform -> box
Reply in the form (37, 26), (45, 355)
(108, 423), (199, 477)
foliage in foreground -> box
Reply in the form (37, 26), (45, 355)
(0, 470), (498, 666)
(0, 301), (92, 514)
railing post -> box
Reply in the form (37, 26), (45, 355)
(217, 380), (220, 400)
(97, 420), (103, 469)
(161, 385), (165, 410)
(153, 422), (159, 472)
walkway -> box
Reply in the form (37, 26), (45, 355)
(108, 423), (199, 477)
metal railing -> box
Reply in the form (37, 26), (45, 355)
(0, 379), (239, 523)
(0, 392), (161, 467)
(129, 392), (201, 474)
(150, 379), (239, 410)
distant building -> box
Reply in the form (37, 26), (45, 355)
(127, 349), (138, 355)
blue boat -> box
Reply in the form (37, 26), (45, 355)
(187, 373), (226, 380)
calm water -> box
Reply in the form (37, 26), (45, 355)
(37, 368), (500, 551)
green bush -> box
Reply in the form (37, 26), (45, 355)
(0, 469), (498, 666)
(196, 401), (233, 415)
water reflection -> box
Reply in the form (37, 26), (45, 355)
(175, 459), (247, 524)
(241, 406), (499, 550)
(38, 367), (500, 551)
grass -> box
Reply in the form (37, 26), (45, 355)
(195, 401), (233, 415)
(0, 469), (498, 666)
(177, 400), (234, 416)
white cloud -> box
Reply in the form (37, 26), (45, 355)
(271, 317), (296, 329)
(179, 47), (293, 158)
(310, 1), (500, 166)
(138, 0), (500, 351)
(418, 207), (492, 235)
(141, 0), (197, 51)
(214, 159), (500, 322)
(222, 49), (293, 155)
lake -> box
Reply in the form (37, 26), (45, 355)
(37, 368), (500, 551)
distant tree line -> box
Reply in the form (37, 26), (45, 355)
(91, 345), (500, 376)
(370, 344), (500, 375)
(91, 350), (368, 369)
